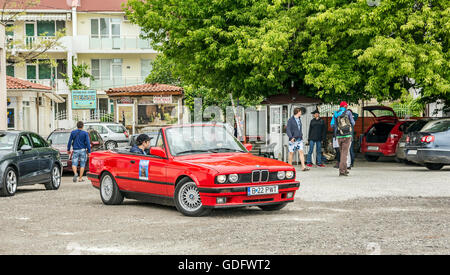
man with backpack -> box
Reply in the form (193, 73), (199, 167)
(67, 121), (91, 182)
(331, 102), (355, 176)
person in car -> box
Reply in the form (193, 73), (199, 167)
(130, 134), (151, 155)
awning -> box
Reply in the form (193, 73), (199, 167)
(15, 13), (71, 21)
(44, 92), (65, 104)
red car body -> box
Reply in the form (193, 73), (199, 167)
(360, 106), (415, 161)
(87, 125), (299, 216)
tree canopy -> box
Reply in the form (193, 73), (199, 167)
(125, 0), (449, 109)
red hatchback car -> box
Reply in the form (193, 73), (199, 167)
(87, 124), (300, 216)
(360, 106), (416, 162)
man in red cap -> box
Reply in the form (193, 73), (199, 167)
(331, 101), (355, 176)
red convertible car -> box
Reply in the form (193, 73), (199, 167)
(87, 124), (300, 216)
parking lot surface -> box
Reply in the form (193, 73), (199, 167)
(0, 158), (449, 255)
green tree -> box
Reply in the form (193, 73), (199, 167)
(126, 0), (449, 108)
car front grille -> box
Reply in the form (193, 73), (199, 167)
(60, 154), (70, 160)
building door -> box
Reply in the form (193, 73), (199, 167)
(117, 104), (134, 134)
(269, 105), (283, 160)
(25, 22), (36, 47)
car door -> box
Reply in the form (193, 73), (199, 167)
(29, 133), (52, 182)
(127, 130), (168, 196)
(16, 134), (40, 184)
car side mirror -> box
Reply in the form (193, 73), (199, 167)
(150, 147), (167, 158)
(244, 143), (253, 151)
(20, 145), (32, 152)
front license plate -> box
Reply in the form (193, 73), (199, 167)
(408, 150), (417, 155)
(61, 162), (67, 167)
(247, 185), (279, 196)
(367, 146), (379, 151)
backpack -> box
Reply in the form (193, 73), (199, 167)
(336, 111), (352, 136)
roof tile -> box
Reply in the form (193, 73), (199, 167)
(7, 76), (52, 91)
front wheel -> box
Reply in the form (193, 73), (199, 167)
(425, 163), (444, 171)
(258, 203), (288, 211)
(45, 164), (61, 190)
(100, 172), (124, 205)
(1, 167), (17, 197)
(174, 178), (211, 217)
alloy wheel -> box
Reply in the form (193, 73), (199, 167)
(178, 182), (202, 212)
(52, 166), (61, 188)
(6, 170), (17, 195)
(101, 175), (113, 201)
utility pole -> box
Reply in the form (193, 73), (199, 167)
(0, 24), (7, 130)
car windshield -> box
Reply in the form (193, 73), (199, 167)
(0, 132), (17, 150)
(107, 125), (127, 133)
(165, 126), (246, 156)
(421, 119), (450, 133)
(406, 120), (430, 133)
(48, 132), (71, 145)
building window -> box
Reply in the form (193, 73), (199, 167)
(7, 108), (15, 129)
(91, 18), (121, 38)
(27, 64), (37, 80)
(91, 59), (122, 80)
(6, 64), (14, 77)
(141, 59), (153, 79)
(137, 104), (178, 125)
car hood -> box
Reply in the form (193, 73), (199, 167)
(175, 153), (293, 174)
(50, 144), (67, 152)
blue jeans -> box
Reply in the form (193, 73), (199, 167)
(72, 149), (87, 168)
(307, 140), (322, 165)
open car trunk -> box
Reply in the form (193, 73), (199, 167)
(365, 122), (396, 143)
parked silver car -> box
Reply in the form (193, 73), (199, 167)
(85, 122), (129, 150)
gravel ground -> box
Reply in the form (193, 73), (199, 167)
(0, 157), (448, 255)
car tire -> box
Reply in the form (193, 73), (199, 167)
(425, 163), (444, 171)
(364, 155), (379, 162)
(45, 164), (61, 190)
(100, 172), (124, 205)
(105, 141), (117, 150)
(174, 177), (212, 217)
(258, 203), (288, 211)
(1, 167), (18, 197)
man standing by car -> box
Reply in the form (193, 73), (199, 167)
(67, 121), (91, 182)
(331, 102), (355, 176)
(287, 108), (309, 171)
(307, 110), (327, 167)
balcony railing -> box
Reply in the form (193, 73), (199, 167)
(89, 35), (152, 51)
(7, 36), (70, 51)
(90, 76), (147, 90)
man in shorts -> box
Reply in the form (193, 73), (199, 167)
(286, 108), (309, 171)
(67, 121), (91, 182)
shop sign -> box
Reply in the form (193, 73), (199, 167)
(72, 90), (97, 109)
(153, 95), (172, 104)
(117, 97), (133, 104)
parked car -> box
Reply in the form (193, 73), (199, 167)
(395, 118), (437, 163)
(87, 124), (300, 217)
(405, 118), (450, 170)
(0, 131), (62, 196)
(128, 132), (158, 147)
(47, 128), (104, 172)
(85, 122), (129, 150)
(360, 106), (416, 162)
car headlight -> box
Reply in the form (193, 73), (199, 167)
(216, 175), (227, 184)
(228, 174), (239, 183)
(277, 171), (286, 180)
(286, 171), (295, 179)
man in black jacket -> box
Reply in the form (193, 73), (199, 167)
(307, 110), (327, 167)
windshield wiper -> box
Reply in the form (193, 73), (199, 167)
(209, 148), (246, 153)
(176, 149), (213, 155)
